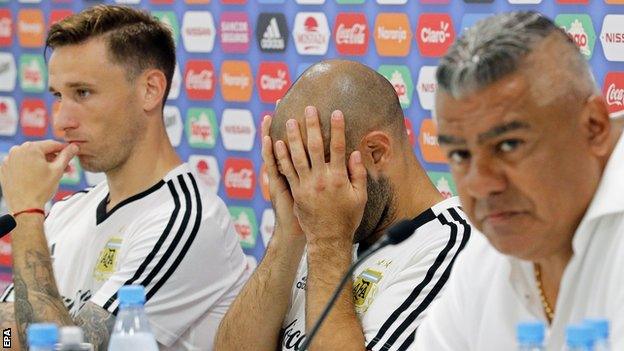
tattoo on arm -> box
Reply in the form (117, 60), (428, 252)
(74, 302), (115, 351)
(13, 250), (73, 347)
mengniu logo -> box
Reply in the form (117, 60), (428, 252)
(60, 157), (82, 185)
(49, 10), (73, 28)
(18, 9), (45, 48)
(181, 11), (215, 53)
(184, 60), (216, 101)
(0, 53), (17, 92)
(186, 108), (218, 149)
(189, 155), (220, 194)
(427, 172), (457, 199)
(260, 209), (275, 247)
(378, 65), (414, 109)
(220, 60), (253, 102)
(416, 14), (455, 58)
(333, 13), (369, 56)
(257, 62), (291, 104)
(220, 12), (251, 54)
(603, 72), (624, 116)
(0, 9), (12, 47)
(555, 14), (595, 60)
(223, 158), (256, 200)
(20, 54), (46, 93)
(20, 98), (48, 137)
(600, 15), (624, 62)
(404, 117), (415, 146)
(419, 118), (447, 164)
(229, 206), (257, 249)
(374, 13), (412, 57)
(164, 105), (183, 147)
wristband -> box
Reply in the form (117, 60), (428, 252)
(12, 208), (45, 218)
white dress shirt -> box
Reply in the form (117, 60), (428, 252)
(415, 134), (624, 350)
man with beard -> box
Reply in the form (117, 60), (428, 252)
(215, 60), (471, 351)
(0, 5), (248, 350)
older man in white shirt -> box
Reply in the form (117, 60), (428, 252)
(415, 11), (624, 350)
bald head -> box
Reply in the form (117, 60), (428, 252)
(271, 60), (407, 156)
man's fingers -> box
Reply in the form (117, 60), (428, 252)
(285, 119), (310, 178)
(329, 110), (347, 171)
(305, 106), (325, 169)
(51, 144), (79, 172)
(348, 151), (367, 196)
(274, 140), (300, 188)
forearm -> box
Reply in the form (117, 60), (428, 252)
(215, 227), (305, 351)
(306, 240), (366, 351)
(11, 215), (72, 346)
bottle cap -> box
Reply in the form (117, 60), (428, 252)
(27, 323), (59, 347)
(517, 321), (545, 344)
(118, 285), (146, 307)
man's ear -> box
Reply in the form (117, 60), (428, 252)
(359, 131), (392, 175)
(140, 69), (167, 113)
(582, 95), (612, 158)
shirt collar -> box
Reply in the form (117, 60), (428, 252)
(572, 133), (624, 253)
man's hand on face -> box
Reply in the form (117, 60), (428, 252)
(274, 106), (367, 245)
(0, 140), (78, 213)
(262, 114), (305, 239)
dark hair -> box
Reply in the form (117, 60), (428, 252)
(46, 5), (176, 107)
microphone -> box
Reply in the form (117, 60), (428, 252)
(299, 219), (419, 351)
(0, 214), (16, 239)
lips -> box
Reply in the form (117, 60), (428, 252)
(480, 211), (527, 225)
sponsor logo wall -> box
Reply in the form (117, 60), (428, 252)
(0, 0), (622, 279)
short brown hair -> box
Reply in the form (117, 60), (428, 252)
(46, 5), (176, 107)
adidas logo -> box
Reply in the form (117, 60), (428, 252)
(261, 18), (285, 50)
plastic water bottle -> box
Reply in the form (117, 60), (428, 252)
(107, 285), (159, 351)
(584, 319), (610, 351)
(517, 321), (545, 350)
(565, 324), (595, 351)
(27, 323), (58, 351)
(56, 326), (93, 351)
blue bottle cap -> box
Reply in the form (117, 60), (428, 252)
(118, 285), (146, 307)
(517, 321), (545, 344)
(27, 323), (59, 347)
(566, 324), (595, 348)
(584, 319), (609, 340)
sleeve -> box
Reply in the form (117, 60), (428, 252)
(90, 175), (248, 348)
(362, 211), (471, 351)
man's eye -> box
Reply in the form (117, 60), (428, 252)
(497, 139), (523, 153)
(77, 89), (91, 99)
(448, 150), (470, 164)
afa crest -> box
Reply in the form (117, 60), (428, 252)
(93, 237), (122, 281)
(353, 269), (383, 314)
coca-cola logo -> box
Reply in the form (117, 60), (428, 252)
(223, 158), (256, 200)
(184, 60), (215, 100)
(20, 99), (48, 137)
(603, 72), (624, 115)
(333, 13), (368, 56)
(416, 14), (456, 57)
(257, 62), (291, 103)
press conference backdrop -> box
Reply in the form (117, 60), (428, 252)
(0, 0), (623, 290)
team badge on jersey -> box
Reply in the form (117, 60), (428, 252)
(353, 268), (383, 314)
(93, 237), (122, 281)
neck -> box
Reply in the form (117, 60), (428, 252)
(534, 245), (574, 320)
(105, 122), (182, 209)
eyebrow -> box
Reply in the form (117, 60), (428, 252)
(437, 120), (530, 146)
(49, 82), (96, 92)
